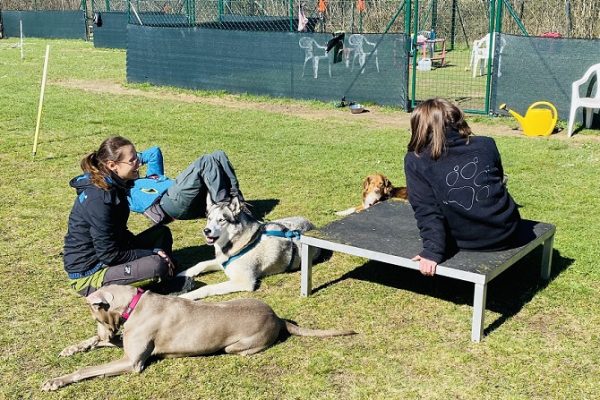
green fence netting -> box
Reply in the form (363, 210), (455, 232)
(1, 10), (86, 38)
(492, 34), (600, 122)
(124, 0), (410, 107)
(1, 0), (87, 38)
(92, 10), (127, 46)
(127, 25), (409, 106)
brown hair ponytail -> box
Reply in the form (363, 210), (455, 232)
(80, 136), (134, 190)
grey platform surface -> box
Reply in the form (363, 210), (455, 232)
(307, 200), (554, 279)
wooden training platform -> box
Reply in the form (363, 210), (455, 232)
(299, 201), (555, 342)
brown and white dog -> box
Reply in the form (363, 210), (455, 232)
(336, 173), (408, 216)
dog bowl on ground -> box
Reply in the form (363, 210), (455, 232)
(350, 104), (364, 114)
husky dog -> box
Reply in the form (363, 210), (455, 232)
(178, 197), (317, 299)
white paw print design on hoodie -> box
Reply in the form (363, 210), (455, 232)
(443, 157), (491, 211)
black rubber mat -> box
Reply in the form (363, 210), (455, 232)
(308, 201), (554, 277)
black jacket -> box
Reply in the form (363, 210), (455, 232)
(63, 173), (154, 277)
(404, 131), (520, 263)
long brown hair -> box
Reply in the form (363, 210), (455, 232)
(408, 98), (472, 160)
(80, 136), (134, 190)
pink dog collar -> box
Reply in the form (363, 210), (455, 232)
(121, 288), (145, 320)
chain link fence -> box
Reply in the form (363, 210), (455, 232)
(410, 0), (599, 113)
(97, 0), (599, 38)
(0, 0), (84, 10)
(410, 0), (492, 112)
(92, 0), (127, 10)
(118, 0), (407, 33)
(500, 0), (599, 39)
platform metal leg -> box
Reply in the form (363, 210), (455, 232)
(300, 243), (313, 296)
(541, 234), (554, 280)
(472, 282), (487, 342)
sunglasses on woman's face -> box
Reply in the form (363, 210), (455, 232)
(119, 156), (140, 166)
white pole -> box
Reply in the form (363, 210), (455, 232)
(32, 45), (50, 159)
(130, 3), (143, 25)
(20, 20), (24, 60)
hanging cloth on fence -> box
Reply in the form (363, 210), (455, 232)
(298, 4), (309, 32)
(318, 0), (327, 13)
(327, 32), (345, 64)
(357, 0), (366, 13)
(94, 12), (103, 27)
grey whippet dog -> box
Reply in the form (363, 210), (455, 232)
(42, 285), (355, 391)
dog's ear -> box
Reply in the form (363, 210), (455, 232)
(383, 177), (393, 196)
(206, 193), (215, 210)
(362, 176), (372, 190)
(229, 195), (242, 216)
(86, 291), (113, 309)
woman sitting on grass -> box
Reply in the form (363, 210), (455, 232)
(404, 98), (522, 276)
(63, 136), (243, 296)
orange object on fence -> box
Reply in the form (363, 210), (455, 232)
(318, 0), (327, 13)
(357, 0), (366, 12)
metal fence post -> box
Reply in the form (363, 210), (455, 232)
(289, 0), (293, 32)
(501, 0), (528, 36)
(450, 0), (456, 50)
(188, 0), (196, 26)
(218, 0), (224, 22)
(410, 0), (418, 110)
(483, 0), (496, 114)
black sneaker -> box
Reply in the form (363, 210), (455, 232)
(143, 203), (174, 225)
(149, 276), (196, 295)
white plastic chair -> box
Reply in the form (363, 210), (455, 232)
(299, 37), (331, 79)
(348, 34), (379, 74)
(469, 33), (506, 78)
(567, 63), (600, 137)
(469, 34), (490, 77)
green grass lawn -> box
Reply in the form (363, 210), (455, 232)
(0, 38), (599, 399)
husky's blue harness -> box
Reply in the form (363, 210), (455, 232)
(221, 225), (302, 269)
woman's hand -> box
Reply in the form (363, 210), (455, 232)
(412, 255), (438, 276)
(156, 250), (176, 276)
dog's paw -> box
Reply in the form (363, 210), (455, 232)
(42, 378), (65, 391)
(59, 345), (83, 357)
(335, 207), (355, 216)
(178, 290), (202, 300)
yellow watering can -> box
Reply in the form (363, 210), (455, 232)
(499, 101), (558, 137)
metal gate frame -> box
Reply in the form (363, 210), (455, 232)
(405, 0), (528, 114)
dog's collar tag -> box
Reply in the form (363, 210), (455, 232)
(121, 288), (145, 320)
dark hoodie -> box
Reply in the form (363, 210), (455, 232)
(404, 130), (520, 263)
(63, 173), (154, 278)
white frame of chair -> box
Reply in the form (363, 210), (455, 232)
(299, 37), (332, 79)
(348, 34), (380, 74)
(567, 63), (600, 137)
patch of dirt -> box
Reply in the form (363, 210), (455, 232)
(52, 79), (598, 142)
